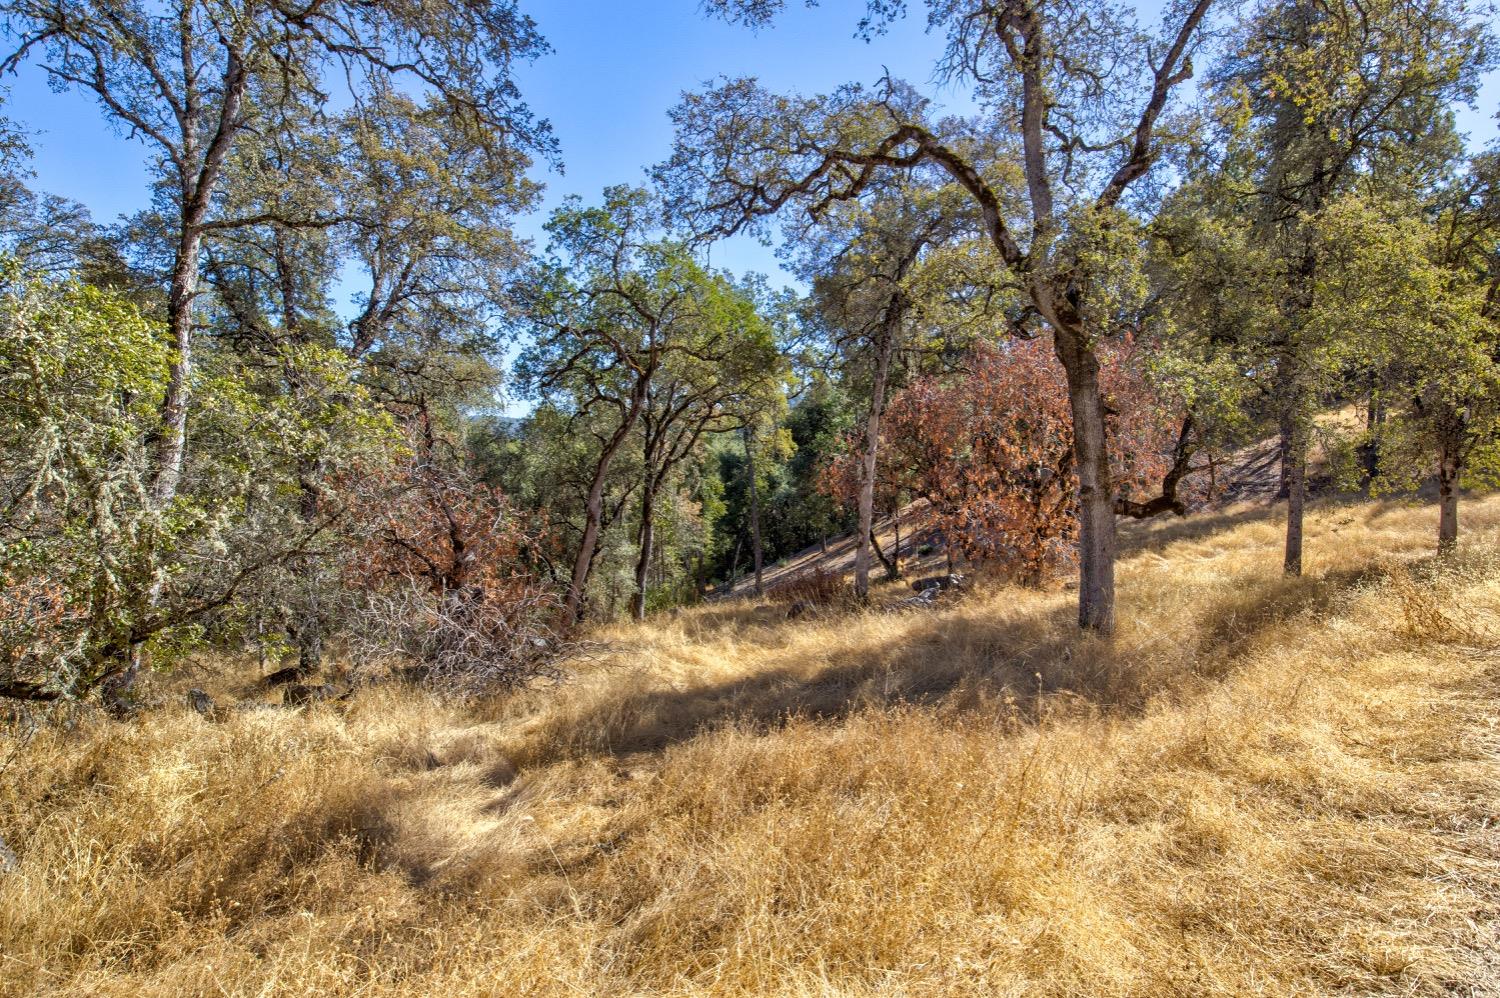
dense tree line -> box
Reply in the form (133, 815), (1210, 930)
(1, 0), (1496, 703)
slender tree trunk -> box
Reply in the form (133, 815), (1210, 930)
(1279, 352), (1310, 577)
(125, 57), (249, 698)
(151, 46), (246, 504)
(1437, 427), (1462, 556)
(297, 617), (323, 672)
(1278, 229), (1322, 570)
(563, 375), (646, 625)
(891, 509), (901, 579)
(869, 527), (898, 580)
(1273, 336), (1304, 502)
(1361, 392), (1385, 487)
(1276, 410), (1295, 501)
(566, 460), (615, 626)
(745, 429), (764, 596)
(296, 473), (323, 672)
(152, 227), (202, 505)
(1051, 325), (1117, 633)
(632, 477), (658, 622)
(655, 533), (665, 589)
(107, 222), (209, 705)
(855, 329), (895, 599)
(276, 235), (324, 673)
(1283, 421), (1307, 576)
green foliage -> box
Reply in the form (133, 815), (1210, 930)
(0, 262), (171, 696)
(0, 259), (400, 698)
(1063, 206), (1151, 343)
(1311, 186), (1500, 494)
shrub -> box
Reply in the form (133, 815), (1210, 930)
(342, 456), (565, 692)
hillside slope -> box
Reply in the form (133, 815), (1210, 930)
(722, 429), (1305, 598)
(2, 495), (1498, 996)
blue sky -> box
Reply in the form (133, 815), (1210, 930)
(0, 1), (974, 287)
(506, 0), (977, 277)
(2, 2), (1495, 311)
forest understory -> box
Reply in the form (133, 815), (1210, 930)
(3, 492), (1498, 997)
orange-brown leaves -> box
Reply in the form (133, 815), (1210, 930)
(827, 335), (1181, 583)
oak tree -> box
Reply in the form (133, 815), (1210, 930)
(661, 0), (1216, 631)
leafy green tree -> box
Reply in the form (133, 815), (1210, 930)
(1315, 164), (1500, 554)
(0, 264), (168, 698)
(0, 262), (392, 700)
(738, 400), (796, 596)
(0, 0), (553, 510)
(629, 275), (786, 617)
(516, 188), (777, 624)
(789, 180), (977, 596)
(193, 79), (540, 665)
(1148, 178), (1280, 484)
(772, 377), (858, 559)
(477, 403), (636, 598)
(1207, 0), (1491, 574)
(334, 91), (536, 367)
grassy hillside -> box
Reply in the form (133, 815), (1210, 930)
(2, 496), (1498, 996)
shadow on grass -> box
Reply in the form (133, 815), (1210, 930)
(670, 577), (932, 643)
(671, 600), (803, 637)
(1117, 503), (1280, 557)
(510, 554), (1400, 770)
(1116, 488), (1438, 560)
(1192, 564), (1389, 671)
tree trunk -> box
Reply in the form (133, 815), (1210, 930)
(632, 477), (658, 622)
(125, 222), (205, 696)
(295, 473), (323, 672)
(891, 510), (901, 579)
(1276, 410), (1294, 501)
(855, 329), (895, 599)
(281, 240), (324, 672)
(1272, 343), (1305, 502)
(1437, 465), (1459, 555)
(563, 382), (645, 625)
(566, 463), (613, 626)
(1360, 392), (1385, 487)
(1051, 325), (1117, 633)
(746, 430), (764, 596)
(297, 611), (323, 673)
(1277, 343), (1312, 576)
(1283, 421), (1307, 576)
(152, 227), (202, 505)
(869, 527), (898, 580)
(135, 54), (249, 680)
(1437, 429), (1461, 556)
(655, 533), (665, 590)
(150, 45), (247, 505)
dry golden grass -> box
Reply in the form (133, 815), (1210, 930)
(2, 496), (1499, 996)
